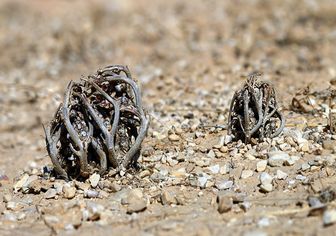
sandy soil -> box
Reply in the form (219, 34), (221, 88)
(1, 0), (336, 235)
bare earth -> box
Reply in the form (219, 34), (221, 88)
(1, 0), (336, 235)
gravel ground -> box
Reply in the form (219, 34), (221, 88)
(1, 0), (336, 235)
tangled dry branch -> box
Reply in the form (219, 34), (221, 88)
(44, 65), (149, 180)
(228, 72), (285, 143)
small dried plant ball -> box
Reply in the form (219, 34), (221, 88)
(227, 72), (285, 143)
(44, 65), (149, 180)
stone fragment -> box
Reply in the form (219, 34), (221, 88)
(3, 194), (12, 203)
(276, 170), (288, 180)
(259, 172), (273, 192)
(89, 173), (100, 188)
(256, 160), (267, 172)
(268, 151), (289, 167)
(323, 209), (336, 226)
(215, 180), (233, 190)
(45, 189), (57, 199)
(84, 190), (99, 198)
(323, 140), (336, 150)
(161, 190), (177, 205)
(301, 163), (310, 171)
(127, 198), (147, 214)
(217, 194), (233, 214)
(63, 186), (76, 199)
(168, 134), (180, 142)
(241, 170), (254, 179)
(13, 174), (29, 192)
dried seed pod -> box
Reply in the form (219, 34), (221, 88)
(44, 65), (149, 180)
(227, 72), (285, 143)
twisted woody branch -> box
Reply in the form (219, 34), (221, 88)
(44, 65), (149, 180)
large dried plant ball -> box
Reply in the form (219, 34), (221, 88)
(44, 65), (149, 180)
(227, 72), (285, 143)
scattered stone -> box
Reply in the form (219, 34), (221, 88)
(323, 209), (336, 226)
(220, 164), (230, 174)
(243, 230), (267, 236)
(296, 174), (307, 181)
(54, 182), (64, 194)
(260, 172), (273, 185)
(220, 146), (228, 153)
(256, 160), (267, 172)
(3, 194), (12, 203)
(245, 152), (256, 160)
(161, 190), (177, 205)
(22, 175), (38, 193)
(284, 156), (300, 166)
(207, 150), (216, 158)
(323, 140), (336, 150)
(86, 202), (105, 221)
(168, 134), (180, 142)
(127, 198), (147, 214)
(84, 190), (99, 198)
(301, 163), (310, 171)
(208, 164), (220, 174)
(6, 201), (17, 210)
(195, 158), (210, 167)
(17, 212), (26, 221)
(198, 173), (211, 188)
(308, 197), (324, 208)
(260, 172), (273, 192)
(299, 140), (310, 152)
(13, 174), (29, 192)
(268, 151), (289, 167)
(224, 135), (232, 145)
(45, 189), (57, 199)
(171, 168), (187, 178)
(28, 180), (43, 194)
(239, 201), (252, 212)
(107, 182), (122, 192)
(3, 211), (17, 222)
(215, 180), (233, 190)
(139, 170), (151, 178)
(260, 184), (273, 193)
(311, 180), (324, 193)
(258, 217), (270, 227)
(276, 170), (288, 180)
(241, 170), (254, 179)
(89, 173), (100, 188)
(217, 194), (233, 213)
(63, 186), (76, 199)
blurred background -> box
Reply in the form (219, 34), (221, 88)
(1, 1), (336, 234)
(1, 0), (336, 175)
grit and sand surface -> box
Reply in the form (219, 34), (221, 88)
(1, 0), (336, 235)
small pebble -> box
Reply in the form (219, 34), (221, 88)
(168, 134), (180, 142)
(323, 209), (336, 226)
(256, 160), (267, 172)
(89, 173), (100, 188)
(276, 170), (288, 180)
(161, 190), (177, 205)
(215, 180), (233, 190)
(260, 172), (273, 192)
(258, 217), (270, 227)
(301, 163), (310, 171)
(3, 194), (12, 203)
(84, 189), (99, 198)
(208, 165), (220, 174)
(268, 151), (289, 167)
(44, 189), (57, 199)
(6, 201), (17, 210)
(217, 194), (233, 214)
(241, 170), (254, 179)
(63, 186), (77, 199)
